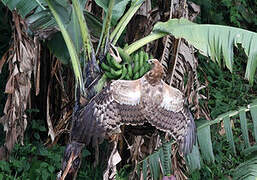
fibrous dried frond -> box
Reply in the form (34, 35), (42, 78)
(103, 136), (122, 180)
(172, 146), (188, 180)
(126, 0), (160, 46)
(0, 12), (40, 159)
(44, 57), (75, 146)
(157, 0), (209, 178)
(160, 0), (175, 75)
(159, 1), (209, 120)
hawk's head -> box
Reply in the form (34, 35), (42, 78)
(146, 59), (164, 85)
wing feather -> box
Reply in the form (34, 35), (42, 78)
(111, 79), (145, 125)
(143, 81), (196, 155)
(160, 81), (184, 112)
(71, 85), (121, 146)
(71, 79), (145, 146)
(71, 75), (196, 154)
(180, 108), (196, 155)
(111, 79), (141, 105)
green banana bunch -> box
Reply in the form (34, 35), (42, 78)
(100, 48), (152, 80)
(131, 50), (151, 80)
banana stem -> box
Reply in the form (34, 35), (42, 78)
(96, 0), (115, 55)
(110, 0), (143, 45)
(124, 33), (166, 55)
(46, 0), (84, 94)
(72, 0), (94, 61)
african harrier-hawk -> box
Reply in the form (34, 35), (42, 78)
(71, 59), (196, 155)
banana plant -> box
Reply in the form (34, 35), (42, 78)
(4, 0), (257, 89)
(125, 18), (257, 84)
(138, 100), (257, 179)
(187, 100), (257, 170)
(232, 156), (257, 179)
(2, 0), (257, 179)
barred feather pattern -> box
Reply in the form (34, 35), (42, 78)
(140, 77), (196, 155)
(71, 85), (120, 147)
(71, 59), (196, 155)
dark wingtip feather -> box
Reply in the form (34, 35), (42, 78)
(181, 109), (196, 155)
(71, 101), (106, 147)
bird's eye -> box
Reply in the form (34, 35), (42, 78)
(147, 59), (153, 64)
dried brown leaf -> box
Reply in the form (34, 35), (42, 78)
(0, 12), (41, 159)
(47, 82), (56, 142)
(34, 39), (41, 95)
(188, 2), (200, 21)
(5, 75), (14, 94)
(0, 50), (10, 73)
(60, 151), (75, 180)
(137, 0), (151, 17)
(103, 141), (121, 180)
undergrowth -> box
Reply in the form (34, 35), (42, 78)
(0, 117), (105, 180)
(189, 1), (257, 178)
(190, 1), (257, 177)
(190, 50), (257, 179)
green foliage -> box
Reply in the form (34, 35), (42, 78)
(73, 148), (105, 180)
(2, 0), (257, 179)
(137, 98), (257, 179)
(0, 143), (100, 179)
(115, 165), (131, 180)
(47, 33), (70, 65)
(195, 120), (214, 163)
(188, 113), (256, 179)
(198, 54), (257, 118)
(153, 18), (257, 84)
(188, 55), (257, 179)
(32, 13), (96, 63)
(46, 0), (84, 93)
(0, 140), (64, 179)
(110, 0), (144, 45)
(96, 0), (115, 54)
(0, 118), (97, 180)
(186, 142), (201, 171)
(137, 140), (173, 180)
(193, 128), (247, 179)
(191, 0), (257, 31)
(1, 0), (44, 18)
(2, 0), (102, 67)
(0, 115), (61, 179)
(94, 0), (130, 25)
(232, 156), (257, 179)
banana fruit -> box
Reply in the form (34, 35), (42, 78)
(101, 48), (152, 80)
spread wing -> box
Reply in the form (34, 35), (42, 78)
(144, 81), (196, 155)
(111, 79), (145, 125)
(71, 77), (196, 154)
(71, 79), (145, 147)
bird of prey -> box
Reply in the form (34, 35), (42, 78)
(71, 59), (196, 155)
